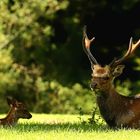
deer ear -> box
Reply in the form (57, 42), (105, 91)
(6, 97), (17, 107)
(7, 97), (13, 106)
(112, 65), (125, 77)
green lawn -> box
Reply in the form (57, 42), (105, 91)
(0, 114), (140, 140)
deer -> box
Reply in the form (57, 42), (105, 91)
(0, 97), (32, 126)
(83, 26), (140, 129)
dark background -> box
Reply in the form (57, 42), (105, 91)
(0, 0), (140, 113)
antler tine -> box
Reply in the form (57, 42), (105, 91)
(131, 38), (140, 52)
(83, 26), (98, 64)
(111, 37), (140, 66)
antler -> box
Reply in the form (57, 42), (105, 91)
(110, 37), (140, 66)
(83, 26), (98, 64)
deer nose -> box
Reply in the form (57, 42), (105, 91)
(90, 82), (97, 90)
(28, 113), (32, 119)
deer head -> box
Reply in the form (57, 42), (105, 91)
(83, 26), (140, 92)
(7, 97), (32, 119)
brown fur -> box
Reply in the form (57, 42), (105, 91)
(0, 97), (32, 126)
(91, 64), (140, 128)
(83, 26), (140, 128)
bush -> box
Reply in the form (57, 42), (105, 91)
(33, 80), (96, 114)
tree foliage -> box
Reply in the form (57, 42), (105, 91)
(0, 0), (140, 113)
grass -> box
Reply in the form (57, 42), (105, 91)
(0, 114), (140, 140)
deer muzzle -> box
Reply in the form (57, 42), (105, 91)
(27, 113), (32, 119)
(90, 82), (98, 90)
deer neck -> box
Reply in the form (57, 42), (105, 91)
(97, 81), (118, 98)
(0, 107), (18, 126)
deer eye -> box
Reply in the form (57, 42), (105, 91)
(102, 77), (109, 80)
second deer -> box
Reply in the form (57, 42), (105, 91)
(0, 97), (32, 126)
(83, 26), (140, 129)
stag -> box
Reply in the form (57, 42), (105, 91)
(0, 97), (32, 126)
(83, 26), (140, 128)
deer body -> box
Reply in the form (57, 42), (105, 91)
(95, 81), (140, 128)
(0, 97), (32, 126)
(83, 26), (140, 128)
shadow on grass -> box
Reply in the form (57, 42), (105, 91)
(6, 122), (109, 132)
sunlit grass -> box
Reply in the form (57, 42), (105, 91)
(0, 114), (139, 140)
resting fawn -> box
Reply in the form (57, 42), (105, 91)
(0, 97), (32, 126)
(83, 26), (140, 128)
